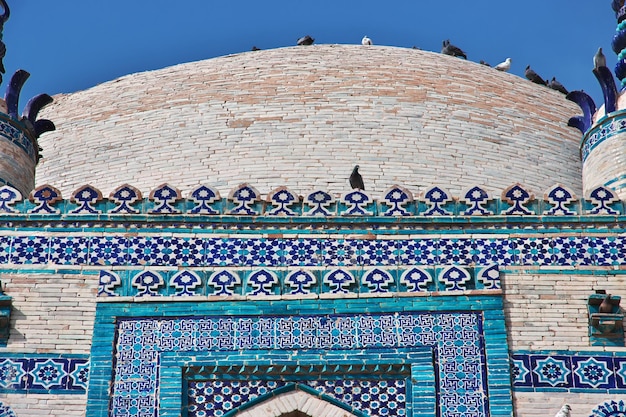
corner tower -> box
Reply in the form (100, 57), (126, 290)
(574, 1), (626, 199)
(0, 1), (54, 197)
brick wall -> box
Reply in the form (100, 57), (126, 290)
(36, 45), (582, 198)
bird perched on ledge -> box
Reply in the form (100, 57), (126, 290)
(525, 65), (547, 85)
(594, 47), (606, 70)
(349, 165), (365, 190)
(494, 58), (511, 72)
(361, 35), (372, 45)
(297, 35), (315, 46)
(548, 77), (568, 94)
(441, 39), (467, 59)
(554, 404), (571, 417)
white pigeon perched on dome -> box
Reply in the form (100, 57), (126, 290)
(362, 35), (372, 45)
(494, 57), (512, 72)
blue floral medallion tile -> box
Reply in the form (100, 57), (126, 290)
(205, 238), (240, 267)
(360, 240), (398, 266)
(517, 237), (554, 266)
(473, 238), (517, 266)
(283, 239), (321, 266)
(29, 358), (69, 390)
(322, 239), (359, 266)
(10, 236), (50, 264)
(530, 355), (571, 388)
(438, 238), (474, 265)
(551, 236), (595, 266)
(571, 356), (614, 389)
(594, 236), (626, 266)
(0, 358), (28, 390)
(397, 239), (437, 265)
(49, 237), (89, 265)
(89, 236), (129, 266)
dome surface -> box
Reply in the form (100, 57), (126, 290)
(36, 45), (582, 197)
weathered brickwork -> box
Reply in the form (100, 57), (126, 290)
(36, 45), (582, 197)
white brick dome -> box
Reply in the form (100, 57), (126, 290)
(36, 45), (582, 197)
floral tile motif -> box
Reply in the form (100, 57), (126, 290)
(322, 239), (359, 266)
(530, 355), (572, 388)
(438, 238), (474, 265)
(28, 358), (69, 391)
(517, 237), (554, 266)
(360, 240), (398, 266)
(171, 238), (206, 267)
(0, 358), (29, 390)
(10, 236), (50, 264)
(89, 236), (129, 266)
(571, 356), (615, 389)
(512, 353), (626, 391)
(49, 237), (89, 265)
(551, 236), (595, 266)
(594, 236), (626, 266)
(397, 239), (438, 265)
(282, 239), (321, 266)
(473, 238), (517, 266)
(205, 238), (240, 267)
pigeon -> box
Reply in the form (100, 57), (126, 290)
(441, 39), (467, 59)
(362, 35), (373, 45)
(251, 46), (261, 51)
(349, 165), (365, 190)
(494, 58), (512, 72)
(555, 404), (571, 417)
(479, 60), (491, 67)
(599, 294), (613, 313)
(594, 47), (606, 70)
(297, 35), (315, 46)
(548, 77), (568, 94)
(525, 65), (547, 85)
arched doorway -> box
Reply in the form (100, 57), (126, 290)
(233, 384), (361, 417)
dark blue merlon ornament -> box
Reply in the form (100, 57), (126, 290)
(566, 91), (596, 134)
(613, 0), (626, 23)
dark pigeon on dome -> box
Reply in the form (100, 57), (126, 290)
(594, 47), (606, 70)
(479, 60), (491, 67)
(524, 65), (547, 86)
(349, 165), (365, 190)
(441, 39), (467, 59)
(251, 46), (261, 51)
(297, 35), (315, 46)
(548, 77), (568, 94)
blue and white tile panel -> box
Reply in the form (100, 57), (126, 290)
(188, 379), (406, 417)
(98, 265), (499, 298)
(0, 356), (88, 393)
(111, 313), (486, 417)
(0, 235), (624, 267)
(512, 352), (626, 392)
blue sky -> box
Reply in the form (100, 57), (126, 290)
(2, 1), (619, 106)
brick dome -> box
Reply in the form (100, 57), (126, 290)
(35, 45), (582, 197)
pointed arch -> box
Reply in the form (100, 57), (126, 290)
(231, 383), (364, 417)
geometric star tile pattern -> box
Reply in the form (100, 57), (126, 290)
(0, 235), (623, 268)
